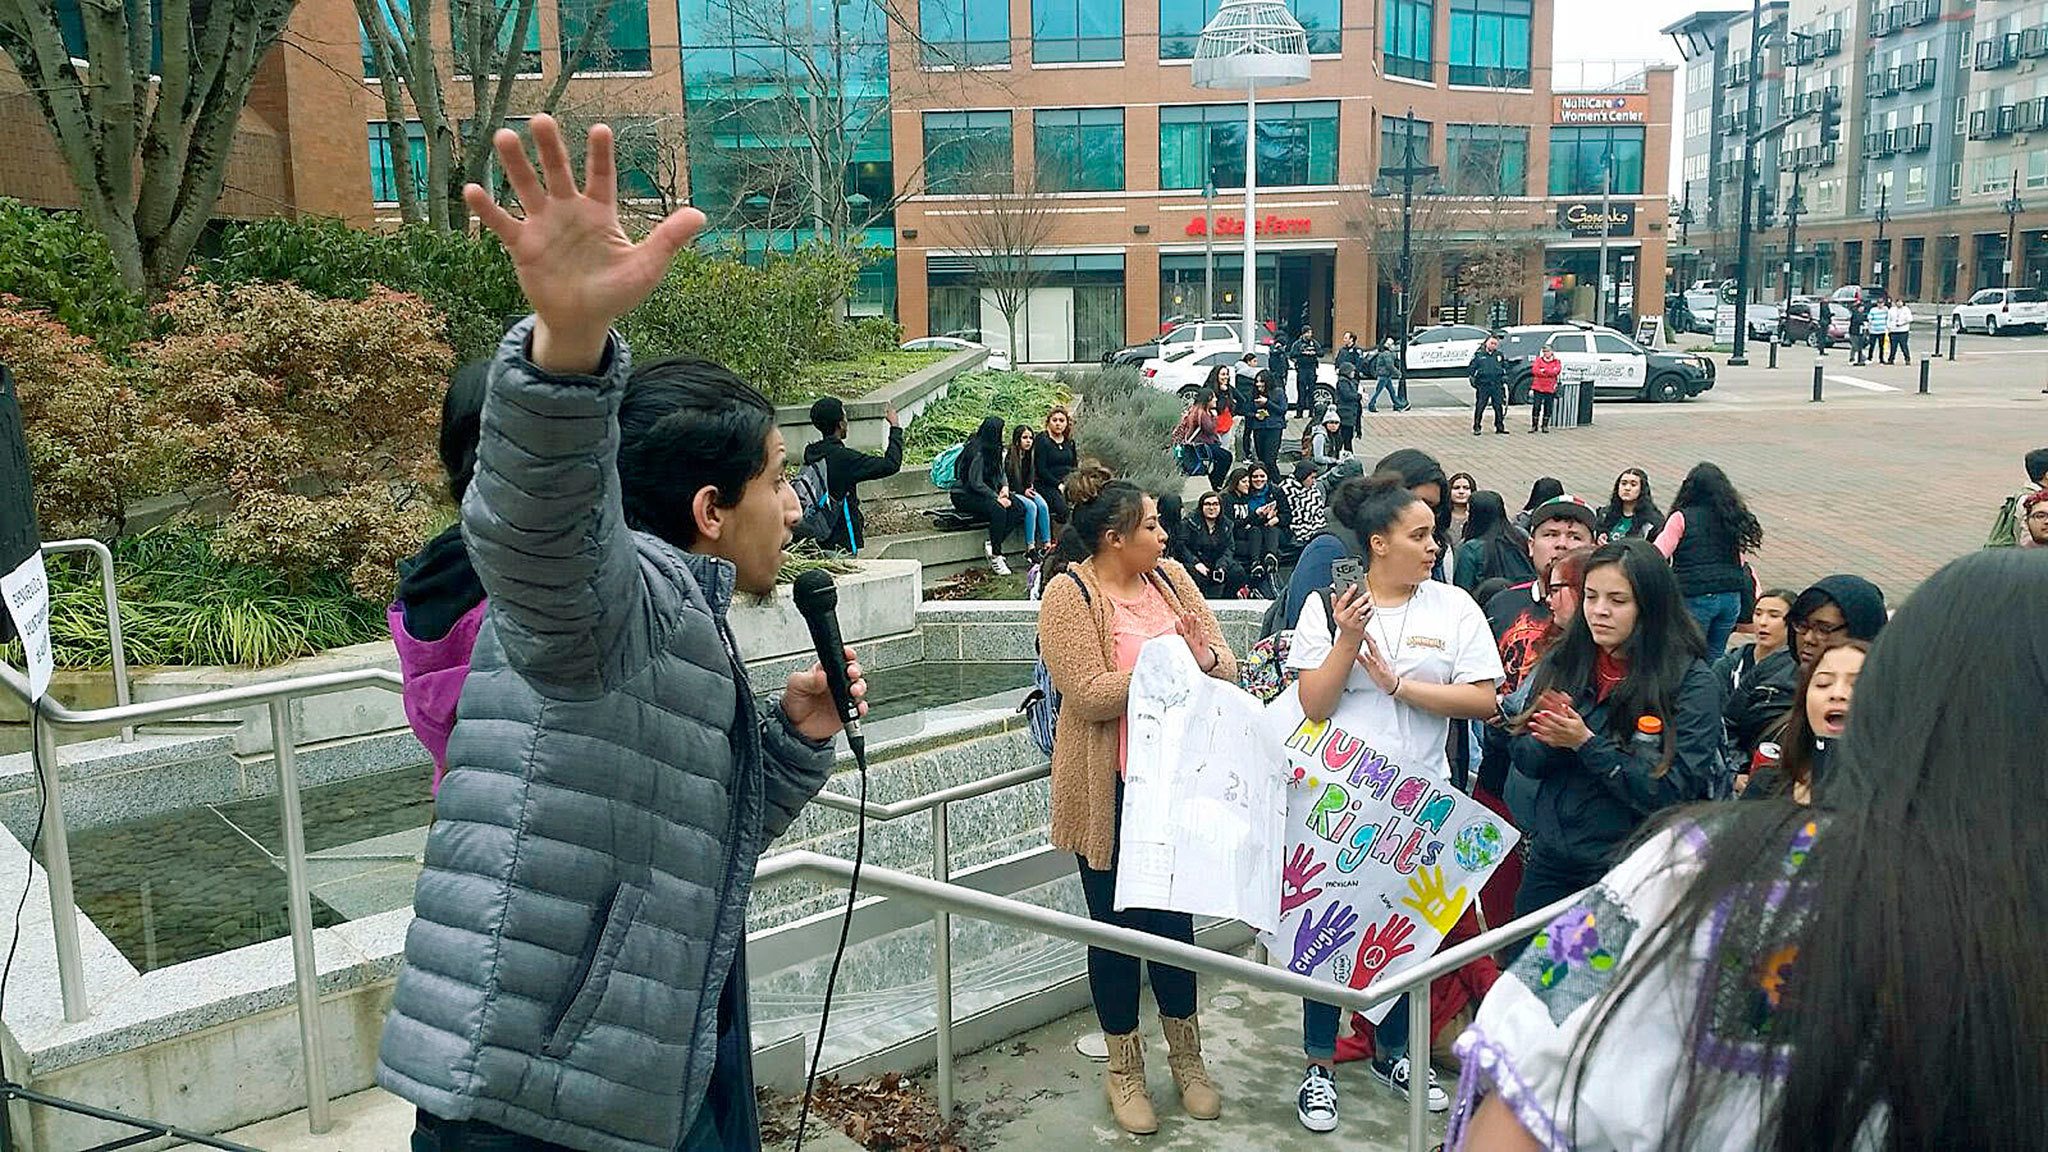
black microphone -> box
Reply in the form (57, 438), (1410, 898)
(791, 569), (862, 758)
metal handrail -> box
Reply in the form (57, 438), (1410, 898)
(35, 540), (134, 742)
(757, 851), (1582, 1152)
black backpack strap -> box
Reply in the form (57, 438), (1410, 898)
(1317, 586), (1336, 641)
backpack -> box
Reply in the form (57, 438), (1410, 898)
(1019, 571), (1091, 757)
(929, 442), (966, 492)
(1238, 585), (1335, 704)
(1988, 492), (2022, 548)
(790, 455), (848, 547)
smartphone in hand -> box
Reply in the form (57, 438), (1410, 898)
(1330, 557), (1366, 599)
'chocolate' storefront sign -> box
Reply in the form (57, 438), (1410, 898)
(1556, 201), (1636, 237)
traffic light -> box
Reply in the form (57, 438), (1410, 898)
(1818, 92), (1843, 147)
(1754, 183), (1777, 231)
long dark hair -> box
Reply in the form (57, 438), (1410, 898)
(1374, 448), (1452, 546)
(1599, 467), (1666, 538)
(1005, 424), (1035, 487)
(1764, 638), (1870, 797)
(1562, 549), (2048, 1150)
(1672, 461), (1764, 551)
(1524, 538), (1707, 750)
(1464, 491), (1529, 584)
(1521, 476), (1564, 513)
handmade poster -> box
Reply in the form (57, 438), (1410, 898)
(1116, 635), (1287, 934)
(0, 365), (50, 701)
(1256, 684), (1520, 1021)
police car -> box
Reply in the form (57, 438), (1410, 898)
(1402, 323), (1493, 377)
(1495, 324), (1715, 404)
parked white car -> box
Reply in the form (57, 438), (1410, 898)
(1140, 346), (1337, 403)
(901, 335), (1012, 371)
(1952, 287), (2048, 335)
(1684, 289), (1721, 333)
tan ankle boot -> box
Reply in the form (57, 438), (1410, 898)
(1161, 1015), (1222, 1120)
(1103, 1029), (1159, 1134)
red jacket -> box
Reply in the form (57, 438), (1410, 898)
(1531, 353), (1563, 394)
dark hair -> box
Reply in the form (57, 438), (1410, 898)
(1599, 468), (1666, 538)
(1066, 463), (1149, 555)
(1465, 490), (1530, 584)
(1525, 538), (1707, 753)
(1446, 472), (1477, 507)
(2027, 447), (2048, 484)
(1471, 576), (1513, 607)
(808, 394), (847, 435)
(1248, 461), (1271, 486)
(1374, 448), (1452, 545)
(1205, 364), (1232, 392)
(1006, 423), (1035, 485)
(1331, 470), (1424, 554)
(1196, 488), (1224, 516)
(1672, 461), (1765, 551)
(1759, 586), (1801, 611)
(1156, 490), (1184, 549)
(1564, 549), (2048, 1149)
(1765, 638), (1871, 796)
(1521, 476), (1565, 513)
(440, 360), (490, 503)
(1224, 465), (1251, 494)
(618, 357), (777, 548)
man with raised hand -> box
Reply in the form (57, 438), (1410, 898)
(377, 116), (866, 1152)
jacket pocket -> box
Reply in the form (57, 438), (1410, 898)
(542, 881), (647, 1059)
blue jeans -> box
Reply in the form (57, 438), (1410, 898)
(1687, 591), (1743, 656)
(1018, 491), (1052, 547)
(1303, 994), (1409, 1064)
(1367, 376), (1403, 411)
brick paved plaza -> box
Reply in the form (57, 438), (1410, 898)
(1353, 335), (2048, 598)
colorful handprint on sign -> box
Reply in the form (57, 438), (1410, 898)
(1281, 844), (1328, 917)
(1288, 902), (1359, 976)
(1399, 864), (1471, 936)
(1345, 913), (1417, 990)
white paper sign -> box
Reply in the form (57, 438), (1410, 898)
(3, 551), (53, 701)
(1116, 635), (1287, 934)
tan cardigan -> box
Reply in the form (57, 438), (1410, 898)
(1038, 557), (1239, 871)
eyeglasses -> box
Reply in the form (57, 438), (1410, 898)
(1800, 619), (1850, 641)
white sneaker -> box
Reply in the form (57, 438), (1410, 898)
(1296, 1064), (1338, 1132)
(1372, 1056), (1448, 1113)
(990, 554), (1012, 576)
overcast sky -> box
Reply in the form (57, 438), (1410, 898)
(1554, 0), (1722, 191)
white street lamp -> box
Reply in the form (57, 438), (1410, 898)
(1193, 0), (1311, 353)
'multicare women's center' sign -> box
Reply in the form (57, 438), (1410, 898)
(1557, 202), (1637, 237)
(1553, 94), (1650, 124)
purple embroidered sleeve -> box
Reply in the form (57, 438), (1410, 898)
(1449, 1028), (1576, 1152)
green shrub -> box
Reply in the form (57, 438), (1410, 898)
(204, 218), (525, 363)
(13, 529), (388, 669)
(903, 370), (1071, 462)
(1067, 367), (1184, 493)
(0, 199), (152, 351)
(617, 246), (871, 403)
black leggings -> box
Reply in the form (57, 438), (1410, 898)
(1251, 427), (1283, 472)
(1236, 522), (1283, 569)
(1041, 478), (1071, 524)
(952, 491), (1022, 552)
(1530, 391), (1555, 430)
(1190, 557), (1249, 597)
(1078, 783), (1197, 1034)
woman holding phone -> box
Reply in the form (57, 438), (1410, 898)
(1283, 472), (1504, 1133)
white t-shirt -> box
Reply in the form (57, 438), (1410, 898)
(1285, 579), (1504, 781)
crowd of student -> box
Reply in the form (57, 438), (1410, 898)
(1029, 430), (2048, 1148)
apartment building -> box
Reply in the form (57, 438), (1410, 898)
(1675, 0), (2048, 302)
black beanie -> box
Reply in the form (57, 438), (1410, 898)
(1793, 575), (1888, 641)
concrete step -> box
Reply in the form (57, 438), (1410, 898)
(866, 526), (1031, 583)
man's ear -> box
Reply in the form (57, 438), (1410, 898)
(691, 485), (726, 544)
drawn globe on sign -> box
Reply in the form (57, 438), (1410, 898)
(1452, 818), (1507, 872)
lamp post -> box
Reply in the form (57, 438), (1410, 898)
(2004, 171), (2025, 287)
(1870, 184), (1889, 292)
(1782, 166), (1806, 298)
(1676, 194), (1697, 293)
(1728, 0), (1767, 365)
(1597, 154), (1614, 326)
(1372, 108), (1446, 407)
(1203, 178), (1218, 316)
(1193, 0), (1311, 353)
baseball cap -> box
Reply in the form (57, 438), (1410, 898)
(1530, 494), (1599, 532)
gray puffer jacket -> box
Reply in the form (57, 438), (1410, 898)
(376, 320), (837, 1152)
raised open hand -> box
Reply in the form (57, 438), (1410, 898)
(465, 114), (707, 375)
(1345, 913), (1418, 991)
(1280, 844), (1327, 916)
(1288, 902), (1359, 976)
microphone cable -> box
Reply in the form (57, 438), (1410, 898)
(792, 736), (869, 1152)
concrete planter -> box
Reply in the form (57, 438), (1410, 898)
(776, 347), (986, 459)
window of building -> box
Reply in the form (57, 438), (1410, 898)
(1160, 0), (1341, 58)
(1447, 0), (1532, 87)
(1033, 0), (1121, 62)
(449, 2), (542, 75)
(1380, 116), (1433, 171)
(924, 110), (1014, 192)
(1903, 235), (1925, 298)
(1905, 164), (1927, 205)
(368, 121), (429, 205)
(1036, 108), (1125, 189)
(1547, 126), (1645, 195)
(922, 0), (1011, 66)
(560, 0), (651, 72)
(1446, 124), (1527, 194)
(1159, 101), (1338, 188)
(1383, 0), (1433, 80)
(2029, 149), (2048, 190)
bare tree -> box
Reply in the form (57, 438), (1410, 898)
(356, 0), (622, 229)
(0, 0), (299, 294)
(935, 169), (1063, 361)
